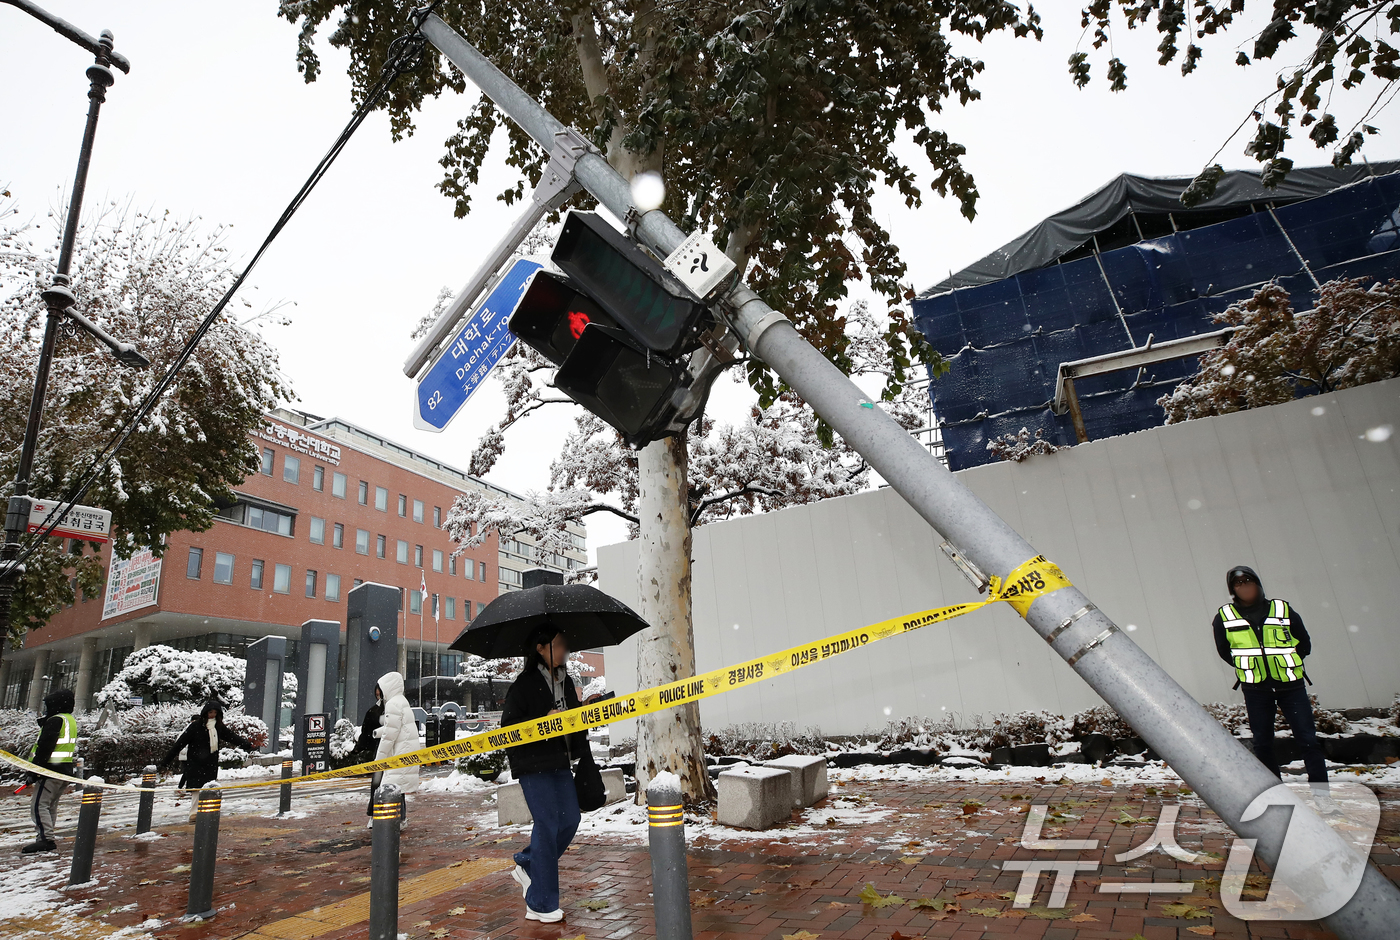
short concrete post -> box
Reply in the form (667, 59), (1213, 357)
(369, 783), (402, 940)
(136, 765), (156, 834)
(183, 783), (221, 921)
(67, 783), (103, 885)
(279, 759), (293, 816)
(73, 756), (85, 780)
(646, 776), (694, 940)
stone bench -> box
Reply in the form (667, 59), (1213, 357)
(497, 768), (629, 826)
(717, 765), (792, 830)
(763, 754), (829, 808)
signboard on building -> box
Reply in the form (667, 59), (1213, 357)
(259, 420), (342, 466)
(101, 548), (162, 620)
(300, 712), (331, 774)
(25, 498), (112, 544)
(413, 256), (543, 433)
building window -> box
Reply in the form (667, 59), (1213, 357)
(213, 552), (234, 585)
(358, 481), (369, 505)
(396, 540), (409, 564)
(477, 601), (488, 617)
(352, 578), (363, 588)
(260, 448), (274, 476)
(309, 517), (325, 545)
(414, 545), (424, 568)
(445, 596), (456, 620)
(332, 523), (344, 549)
(246, 505), (294, 537)
(448, 556), (457, 576)
(433, 506), (441, 528)
(409, 590), (422, 614)
(251, 559), (264, 590)
(500, 567), (520, 586)
(398, 494), (407, 517)
(283, 455), (300, 484)
(333, 472), (347, 499)
(375, 486), (389, 512)
(305, 570), (317, 598)
(187, 547), (203, 580)
(376, 535), (386, 559)
(326, 573), (341, 602)
(480, 561), (489, 582)
(462, 558), (473, 580)
(355, 529), (370, 555)
(273, 564), (292, 594)
(432, 549), (444, 573)
(413, 500), (424, 524)
(313, 465), (325, 492)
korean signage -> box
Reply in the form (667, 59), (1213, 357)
(102, 547), (162, 620)
(300, 713), (331, 774)
(259, 420), (342, 466)
(25, 498), (112, 544)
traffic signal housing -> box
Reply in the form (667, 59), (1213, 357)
(507, 211), (736, 447)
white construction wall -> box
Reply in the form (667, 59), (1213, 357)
(597, 378), (1400, 738)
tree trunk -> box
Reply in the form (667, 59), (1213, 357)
(634, 431), (715, 803)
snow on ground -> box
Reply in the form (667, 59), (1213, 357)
(0, 856), (156, 938)
(419, 770), (495, 794)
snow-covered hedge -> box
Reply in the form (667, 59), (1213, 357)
(705, 721), (826, 760)
(80, 704), (268, 781)
(330, 718), (359, 759)
(0, 709), (39, 760)
(94, 645), (245, 710)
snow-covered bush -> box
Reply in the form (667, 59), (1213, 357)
(329, 718), (359, 759)
(93, 645), (245, 710)
(281, 672), (298, 712)
(1203, 697), (1347, 735)
(1068, 705), (1135, 741)
(0, 709), (39, 760)
(986, 427), (1059, 463)
(704, 722), (825, 759)
(79, 704), (267, 779)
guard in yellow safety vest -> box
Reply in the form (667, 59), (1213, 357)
(23, 687), (78, 855)
(1210, 566), (1328, 783)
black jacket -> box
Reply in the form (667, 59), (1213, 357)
(500, 666), (588, 777)
(31, 688), (76, 772)
(1211, 568), (1311, 691)
(353, 702), (384, 758)
(162, 700), (253, 773)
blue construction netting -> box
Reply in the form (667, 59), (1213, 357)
(911, 170), (1400, 471)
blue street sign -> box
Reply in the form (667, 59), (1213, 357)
(413, 256), (543, 432)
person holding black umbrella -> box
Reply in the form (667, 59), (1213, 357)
(502, 624), (601, 923)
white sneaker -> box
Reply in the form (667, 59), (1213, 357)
(526, 906), (563, 923)
(511, 865), (531, 898)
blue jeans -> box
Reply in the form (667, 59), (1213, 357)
(514, 769), (580, 912)
(1243, 685), (1328, 782)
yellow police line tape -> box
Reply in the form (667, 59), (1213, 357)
(0, 555), (1071, 794)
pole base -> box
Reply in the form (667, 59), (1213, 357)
(180, 910), (216, 923)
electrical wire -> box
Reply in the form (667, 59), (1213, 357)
(1, 8), (441, 586)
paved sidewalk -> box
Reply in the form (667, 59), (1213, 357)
(0, 764), (1395, 940)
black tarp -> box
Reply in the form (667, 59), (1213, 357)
(919, 162), (1400, 296)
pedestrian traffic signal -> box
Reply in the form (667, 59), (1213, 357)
(507, 210), (735, 447)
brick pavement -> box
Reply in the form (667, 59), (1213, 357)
(0, 767), (1395, 940)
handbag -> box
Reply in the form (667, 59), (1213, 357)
(573, 749), (607, 812)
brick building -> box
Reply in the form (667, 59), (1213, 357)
(0, 409), (592, 718)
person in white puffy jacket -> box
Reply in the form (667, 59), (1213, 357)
(372, 671), (420, 823)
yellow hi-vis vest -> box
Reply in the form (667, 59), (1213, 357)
(1220, 599), (1305, 685)
(29, 713), (77, 764)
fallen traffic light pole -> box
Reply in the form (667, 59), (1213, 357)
(409, 12), (1400, 936)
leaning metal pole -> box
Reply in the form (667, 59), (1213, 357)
(416, 14), (1400, 936)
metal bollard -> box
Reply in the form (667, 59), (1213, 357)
(67, 783), (103, 885)
(136, 764), (156, 834)
(183, 783), (221, 921)
(73, 756), (85, 780)
(369, 783), (402, 940)
(646, 778), (694, 940)
(279, 759), (292, 816)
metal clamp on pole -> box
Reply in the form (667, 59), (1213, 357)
(369, 783), (403, 940)
(182, 783), (221, 922)
(67, 783), (103, 885)
(136, 764), (156, 834)
(646, 778), (694, 940)
(279, 759), (293, 816)
(402, 126), (593, 379)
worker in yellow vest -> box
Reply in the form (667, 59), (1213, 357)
(1211, 566), (1327, 783)
(23, 687), (78, 854)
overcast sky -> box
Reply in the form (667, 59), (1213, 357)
(3, 2), (1396, 559)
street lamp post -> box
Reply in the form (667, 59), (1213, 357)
(0, 2), (146, 657)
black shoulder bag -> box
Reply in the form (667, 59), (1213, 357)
(574, 748), (607, 811)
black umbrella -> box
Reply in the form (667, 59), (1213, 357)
(449, 583), (650, 659)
